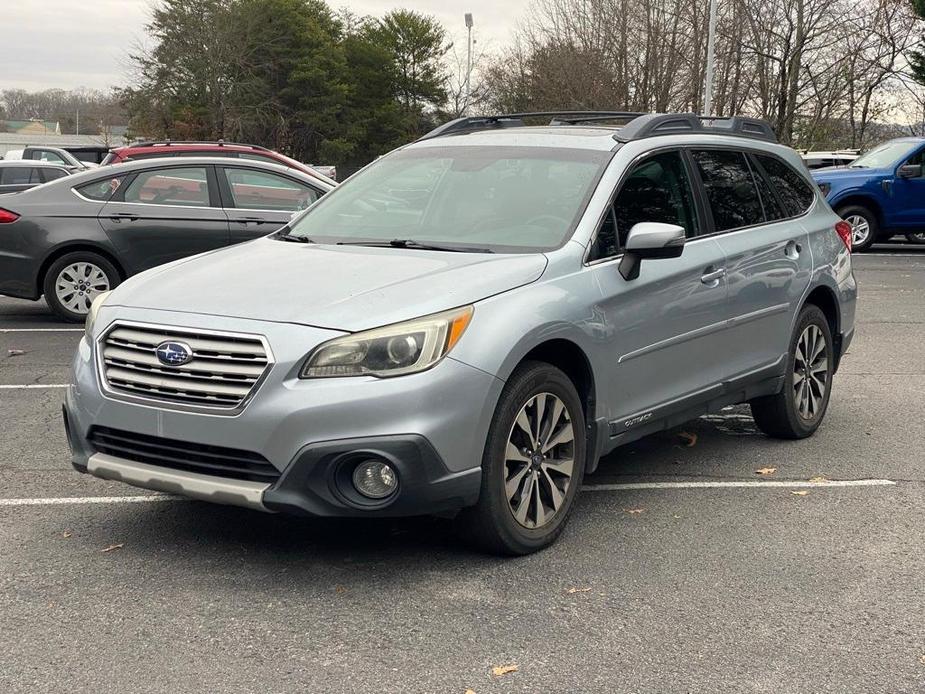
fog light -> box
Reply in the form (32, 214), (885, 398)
(352, 459), (398, 499)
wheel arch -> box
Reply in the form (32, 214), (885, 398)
(36, 243), (126, 297)
(831, 194), (883, 228)
(802, 284), (842, 370)
(513, 338), (602, 473)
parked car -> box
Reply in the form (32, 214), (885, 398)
(812, 137), (925, 250)
(0, 157), (334, 321)
(0, 160), (74, 193)
(4, 145), (97, 170)
(61, 145), (111, 166)
(103, 140), (333, 185)
(65, 111), (856, 555)
(801, 150), (859, 169)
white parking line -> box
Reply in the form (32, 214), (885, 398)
(0, 384), (70, 389)
(582, 479), (896, 491)
(0, 495), (183, 507)
(0, 479), (896, 508)
(0, 328), (84, 332)
(860, 253), (924, 258)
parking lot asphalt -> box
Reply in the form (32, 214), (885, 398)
(1, 244), (924, 693)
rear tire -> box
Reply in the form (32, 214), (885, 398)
(43, 251), (120, 323)
(750, 305), (834, 439)
(836, 205), (878, 252)
(455, 361), (587, 556)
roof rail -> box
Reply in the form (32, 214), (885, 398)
(130, 139), (273, 152)
(420, 111), (778, 143)
(613, 113), (777, 143)
(417, 111), (649, 141)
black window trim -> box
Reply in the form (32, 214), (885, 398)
(584, 145), (707, 266)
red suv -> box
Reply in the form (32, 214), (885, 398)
(102, 141), (335, 182)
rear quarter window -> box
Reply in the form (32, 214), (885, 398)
(754, 154), (815, 217)
(76, 176), (127, 201)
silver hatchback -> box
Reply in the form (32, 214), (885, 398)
(66, 112), (857, 554)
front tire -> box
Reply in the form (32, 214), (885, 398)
(43, 251), (119, 323)
(836, 205), (878, 252)
(750, 305), (834, 439)
(455, 361), (587, 555)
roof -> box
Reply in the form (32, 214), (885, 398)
(60, 156), (337, 190)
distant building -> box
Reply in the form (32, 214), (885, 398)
(1, 119), (62, 135)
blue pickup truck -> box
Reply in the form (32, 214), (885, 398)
(812, 137), (925, 251)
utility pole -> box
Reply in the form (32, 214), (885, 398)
(464, 13), (474, 115)
(76, 107), (79, 136)
(703, 0), (719, 116)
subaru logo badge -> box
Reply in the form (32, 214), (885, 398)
(155, 341), (193, 366)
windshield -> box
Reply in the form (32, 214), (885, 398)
(850, 142), (916, 169)
(285, 146), (610, 252)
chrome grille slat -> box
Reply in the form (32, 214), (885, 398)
(99, 323), (272, 412)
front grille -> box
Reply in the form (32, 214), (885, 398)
(99, 323), (271, 411)
(88, 426), (280, 483)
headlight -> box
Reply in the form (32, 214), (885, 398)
(301, 306), (474, 378)
(84, 290), (112, 339)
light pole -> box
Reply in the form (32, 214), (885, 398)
(703, 0), (718, 116)
(465, 13), (474, 115)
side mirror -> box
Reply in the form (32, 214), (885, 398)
(897, 164), (922, 179)
(619, 222), (686, 281)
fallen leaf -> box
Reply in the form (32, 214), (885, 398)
(7, 349), (26, 357)
(491, 664), (518, 677)
(624, 508), (645, 515)
(678, 431), (698, 447)
(566, 587), (592, 594)
(62, 531), (72, 539)
(101, 543), (123, 553)
(465, 689), (477, 694)
(919, 654), (925, 665)
(755, 467), (777, 475)
(334, 585), (347, 594)
(791, 490), (810, 496)
(809, 476), (828, 483)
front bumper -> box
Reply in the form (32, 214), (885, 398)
(66, 307), (502, 516)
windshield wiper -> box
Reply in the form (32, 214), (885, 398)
(276, 231), (314, 243)
(336, 239), (494, 253)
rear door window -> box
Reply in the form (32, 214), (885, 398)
(41, 168), (69, 182)
(1, 167), (41, 185)
(691, 150), (765, 231)
(121, 167), (211, 207)
(753, 154), (816, 217)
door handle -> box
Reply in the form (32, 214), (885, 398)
(109, 212), (138, 221)
(701, 267), (726, 285)
(785, 240), (802, 258)
(232, 216), (268, 224)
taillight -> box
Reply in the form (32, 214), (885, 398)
(835, 220), (852, 252)
(0, 208), (19, 224)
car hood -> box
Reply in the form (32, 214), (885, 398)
(109, 238), (548, 332)
(811, 166), (881, 182)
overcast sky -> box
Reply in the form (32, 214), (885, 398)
(0, 0), (529, 93)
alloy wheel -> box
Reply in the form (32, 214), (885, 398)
(844, 214), (870, 246)
(793, 324), (828, 420)
(55, 262), (110, 315)
(504, 392), (575, 529)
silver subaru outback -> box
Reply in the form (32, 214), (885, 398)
(66, 112), (857, 555)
